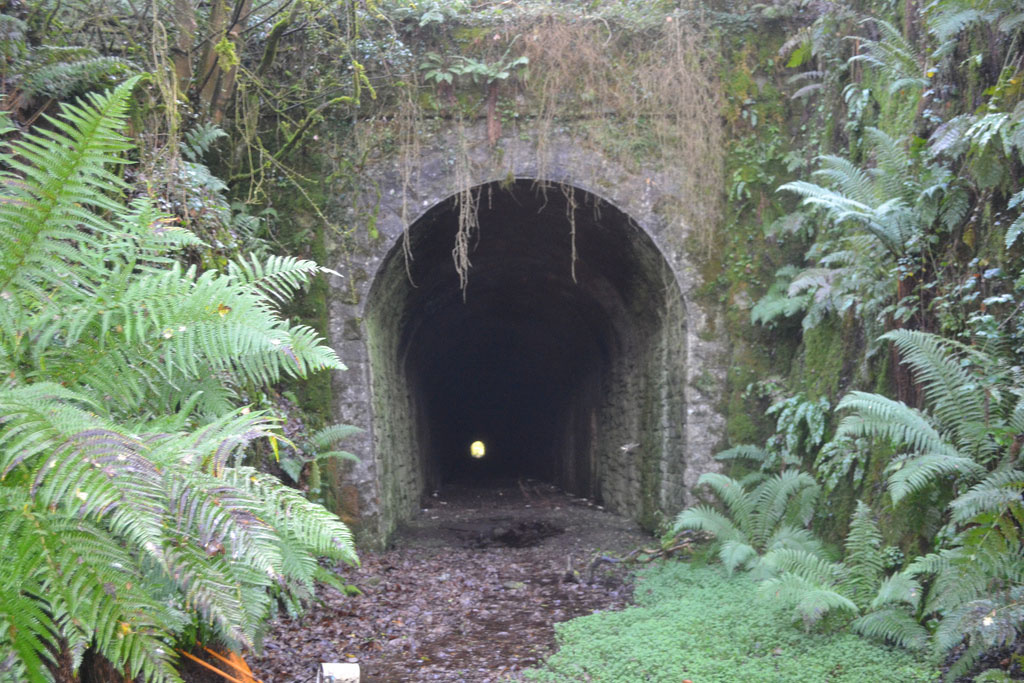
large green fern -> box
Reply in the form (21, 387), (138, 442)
(673, 470), (821, 574)
(836, 330), (1019, 504)
(761, 500), (930, 649)
(0, 79), (356, 682)
(776, 125), (968, 331)
(831, 329), (1024, 669)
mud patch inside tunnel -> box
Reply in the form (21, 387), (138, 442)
(364, 179), (688, 538)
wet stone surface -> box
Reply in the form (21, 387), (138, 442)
(252, 482), (653, 682)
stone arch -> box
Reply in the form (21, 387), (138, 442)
(363, 178), (685, 533)
(325, 131), (724, 545)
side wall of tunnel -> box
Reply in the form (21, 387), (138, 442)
(325, 128), (726, 546)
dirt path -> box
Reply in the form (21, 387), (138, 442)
(251, 482), (653, 682)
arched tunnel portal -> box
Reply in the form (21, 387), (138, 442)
(364, 179), (689, 534)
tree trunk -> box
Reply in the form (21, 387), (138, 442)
(171, 0), (196, 94)
(212, 0), (253, 123)
(195, 0), (229, 113)
(195, 0), (253, 123)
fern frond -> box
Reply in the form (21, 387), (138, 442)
(950, 468), (1024, 524)
(181, 123), (227, 162)
(310, 424), (364, 451)
(836, 391), (951, 456)
(713, 444), (770, 464)
(0, 76), (140, 298)
(762, 548), (843, 585)
(222, 468), (357, 566)
(672, 505), (743, 543)
(750, 288), (809, 326)
(0, 15), (26, 59)
(32, 513), (184, 682)
(1008, 395), (1024, 433)
(944, 638), (986, 680)
(852, 608), (929, 650)
(719, 539), (758, 575)
(157, 540), (267, 650)
(764, 525), (825, 558)
(19, 56), (135, 100)
(780, 178), (875, 217)
(880, 330), (993, 456)
(751, 470), (818, 545)
(46, 263), (343, 414)
(887, 452), (987, 503)
(840, 501), (884, 609)
(849, 19), (928, 95)
(927, 6), (986, 42)
(0, 500), (58, 683)
(760, 571), (858, 630)
(909, 548), (989, 616)
(228, 254), (324, 304)
(1008, 209), (1024, 249)
(812, 154), (878, 205)
(871, 572), (923, 610)
(694, 472), (754, 533)
(750, 267), (811, 327)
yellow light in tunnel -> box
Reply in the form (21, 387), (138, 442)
(470, 440), (486, 458)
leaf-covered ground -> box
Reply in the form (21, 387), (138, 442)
(251, 483), (652, 681)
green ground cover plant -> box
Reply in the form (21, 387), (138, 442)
(524, 562), (937, 683)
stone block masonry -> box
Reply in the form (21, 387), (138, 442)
(325, 123), (726, 547)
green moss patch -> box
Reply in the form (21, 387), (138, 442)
(524, 562), (937, 683)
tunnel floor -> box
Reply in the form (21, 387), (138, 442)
(251, 482), (652, 682)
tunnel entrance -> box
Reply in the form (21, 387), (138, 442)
(365, 179), (687, 530)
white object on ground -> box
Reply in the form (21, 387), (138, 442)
(317, 662), (360, 683)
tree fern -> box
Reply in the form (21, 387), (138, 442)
(0, 80), (357, 681)
(777, 120), (960, 331)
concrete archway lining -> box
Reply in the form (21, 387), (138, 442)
(364, 179), (686, 533)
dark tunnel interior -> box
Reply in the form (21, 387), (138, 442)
(366, 179), (670, 499)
